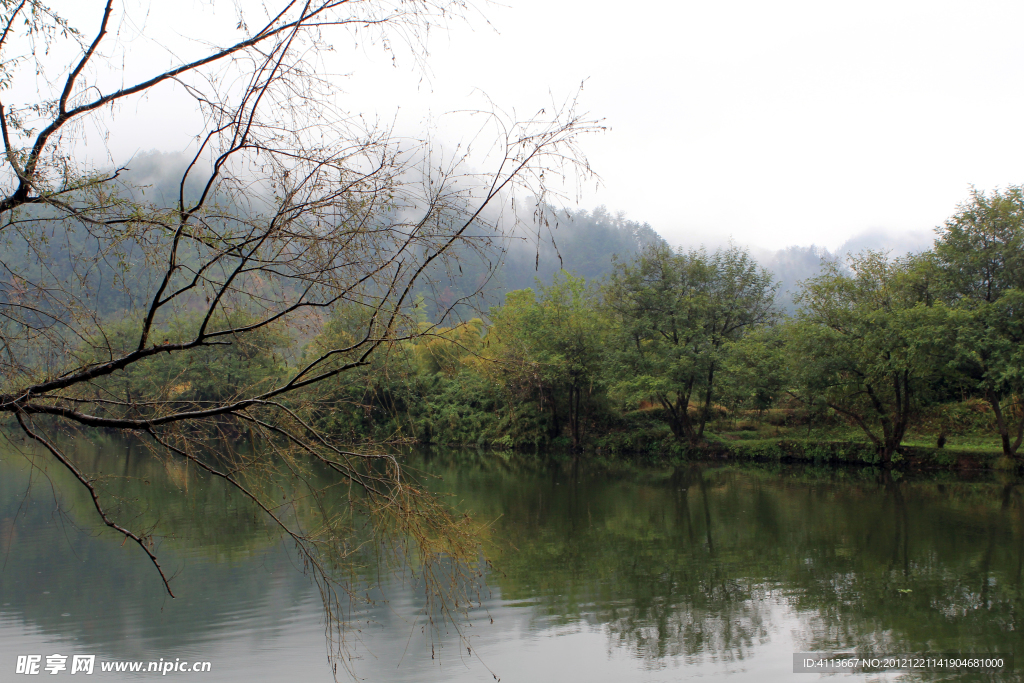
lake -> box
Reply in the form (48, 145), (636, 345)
(1, 437), (1021, 681)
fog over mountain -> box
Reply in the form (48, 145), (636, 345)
(747, 229), (936, 313)
(836, 229), (935, 258)
(499, 206), (665, 291)
(753, 245), (836, 314)
(502, 216), (939, 315)
(78, 152), (945, 320)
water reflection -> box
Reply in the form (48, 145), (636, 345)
(415, 455), (1024, 678)
(2, 440), (1023, 681)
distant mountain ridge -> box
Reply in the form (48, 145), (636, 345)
(76, 151), (937, 320)
(495, 213), (938, 315)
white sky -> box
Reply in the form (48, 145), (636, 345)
(385, 0), (1024, 251)
(54, 0), (1024, 251)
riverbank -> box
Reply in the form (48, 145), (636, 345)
(473, 405), (1013, 472)
(585, 432), (1000, 471)
(397, 395), (1006, 471)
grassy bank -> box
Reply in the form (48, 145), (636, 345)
(542, 403), (1013, 472)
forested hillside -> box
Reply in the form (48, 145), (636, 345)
(499, 206), (666, 291)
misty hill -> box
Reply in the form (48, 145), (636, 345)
(755, 230), (937, 313)
(837, 229), (934, 257)
(757, 245), (837, 314)
(8, 150), (942, 322)
(498, 206), (666, 292)
(108, 152), (920, 317)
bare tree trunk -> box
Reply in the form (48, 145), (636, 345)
(660, 394), (699, 446)
(569, 385), (581, 451)
(548, 387), (561, 440)
(697, 364), (716, 442)
(989, 391), (1024, 458)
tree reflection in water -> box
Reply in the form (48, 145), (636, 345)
(425, 454), (1024, 668)
(2, 441), (1023, 680)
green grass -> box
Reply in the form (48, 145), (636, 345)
(710, 420), (1007, 453)
(901, 434), (1004, 453)
(698, 418), (1010, 471)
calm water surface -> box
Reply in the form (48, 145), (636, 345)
(1, 438), (1021, 682)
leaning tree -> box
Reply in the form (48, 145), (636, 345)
(932, 186), (1024, 459)
(0, 0), (598, 669)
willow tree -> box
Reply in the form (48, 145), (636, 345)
(0, 0), (598, 663)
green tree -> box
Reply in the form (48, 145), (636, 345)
(80, 312), (289, 427)
(790, 252), (952, 464)
(932, 187), (1024, 458)
(603, 244), (777, 446)
(933, 186), (1024, 304)
(413, 319), (486, 378)
(486, 271), (606, 449)
(720, 326), (788, 419)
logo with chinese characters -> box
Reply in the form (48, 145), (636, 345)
(15, 655), (94, 675)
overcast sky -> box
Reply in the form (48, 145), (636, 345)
(362, 0), (1024, 252)
(72, 0), (1024, 252)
